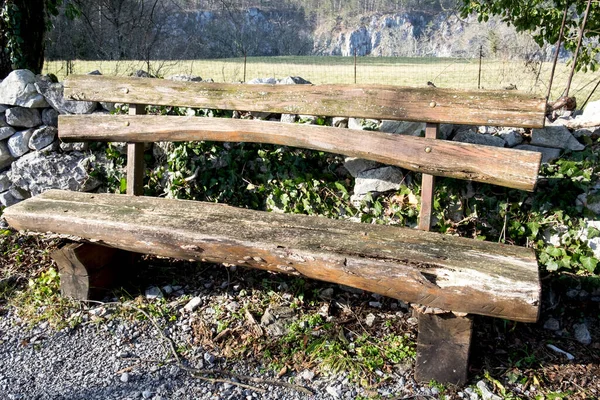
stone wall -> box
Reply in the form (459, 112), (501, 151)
(0, 70), (103, 207)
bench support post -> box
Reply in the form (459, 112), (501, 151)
(415, 312), (473, 385)
(414, 122), (473, 384)
(127, 104), (146, 196)
(51, 243), (133, 300)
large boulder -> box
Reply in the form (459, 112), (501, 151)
(5, 107), (42, 128)
(531, 126), (584, 151)
(34, 81), (97, 114)
(8, 151), (100, 196)
(0, 70), (49, 108)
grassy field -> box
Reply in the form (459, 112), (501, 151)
(44, 56), (600, 103)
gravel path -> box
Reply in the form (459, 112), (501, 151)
(0, 299), (432, 400)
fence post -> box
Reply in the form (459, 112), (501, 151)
(243, 51), (247, 83)
(354, 48), (357, 84)
(477, 45), (483, 89)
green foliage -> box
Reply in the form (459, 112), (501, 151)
(0, 1), (25, 69)
(459, 0), (600, 72)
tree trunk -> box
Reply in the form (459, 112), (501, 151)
(0, 0), (46, 79)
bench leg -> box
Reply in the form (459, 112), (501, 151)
(414, 312), (473, 385)
(51, 243), (133, 300)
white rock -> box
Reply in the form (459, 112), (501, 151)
(5, 107), (41, 128)
(348, 118), (365, 130)
(277, 76), (311, 85)
(7, 129), (34, 157)
(476, 380), (502, 400)
(145, 286), (163, 299)
(247, 77), (277, 84)
(280, 114), (297, 123)
(573, 323), (592, 345)
(166, 74), (203, 82)
(332, 117), (348, 128)
(299, 369), (315, 381)
(354, 166), (404, 196)
(183, 296), (202, 312)
(29, 126), (57, 150)
(0, 172), (10, 192)
(0, 191), (19, 207)
(0, 70), (49, 108)
(59, 142), (89, 152)
(365, 313), (376, 327)
(583, 100), (600, 120)
(0, 127), (16, 141)
(0, 141), (15, 170)
(34, 81), (97, 114)
(119, 372), (129, 383)
(326, 385), (342, 398)
(543, 318), (560, 331)
(8, 150), (99, 196)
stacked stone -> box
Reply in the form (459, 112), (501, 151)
(0, 69), (101, 207)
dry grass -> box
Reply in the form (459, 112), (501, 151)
(44, 56), (600, 102)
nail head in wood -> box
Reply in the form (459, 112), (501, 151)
(425, 147), (432, 153)
(429, 101), (436, 108)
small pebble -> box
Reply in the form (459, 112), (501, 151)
(120, 372), (129, 383)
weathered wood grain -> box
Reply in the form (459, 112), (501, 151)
(5, 190), (541, 322)
(415, 313), (473, 385)
(51, 243), (131, 300)
(127, 104), (146, 196)
(59, 115), (542, 191)
(63, 75), (546, 127)
(418, 123), (439, 231)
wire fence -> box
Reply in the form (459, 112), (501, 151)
(43, 53), (600, 103)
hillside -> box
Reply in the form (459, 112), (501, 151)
(45, 0), (548, 62)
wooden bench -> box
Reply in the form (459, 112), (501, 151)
(4, 75), (546, 385)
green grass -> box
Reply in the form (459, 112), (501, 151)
(44, 56), (600, 103)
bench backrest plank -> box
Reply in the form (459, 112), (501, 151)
(59, 114), (542, 191)
(64, 75), (547, 127)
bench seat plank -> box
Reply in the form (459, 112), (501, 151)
(63, 75), (547, 127)
(5, 190), (540, 322)
(59, 115), (542, 191)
